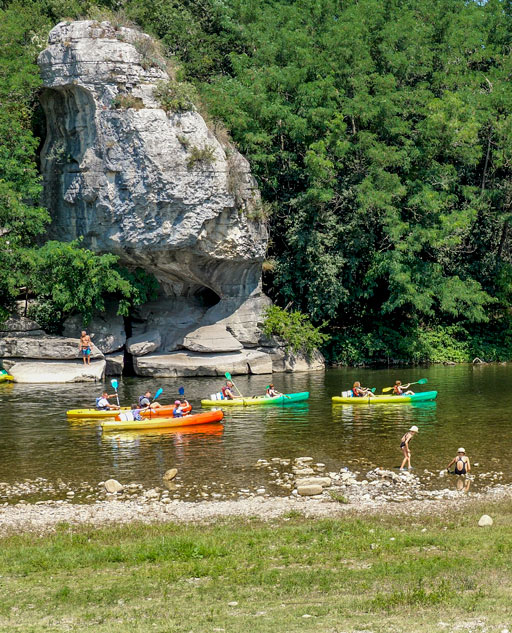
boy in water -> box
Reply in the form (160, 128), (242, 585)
(399, 426), (418, 470)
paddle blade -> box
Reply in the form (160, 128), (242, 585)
(154, 388), (163, 399)
(225, 372), (232, 380)
(178, 386), (185, 396)
(418, 378), (428, 384)
(382, 386), (393, 393)
(370, 387), (376, 393)
(110, 379), (118, 390)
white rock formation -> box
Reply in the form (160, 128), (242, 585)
(8, 359), (105, 383)
(31, 20), (324, 378)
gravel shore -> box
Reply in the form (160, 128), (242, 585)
(2, 482), (511, 536)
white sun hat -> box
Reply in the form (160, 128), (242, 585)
(410, 426), (419, 432)
(457, 447), (465, 453)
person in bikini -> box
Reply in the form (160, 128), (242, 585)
(447, 447), (471, 475)
(393, 380), (414, 396)
(400, 425), (418, 470)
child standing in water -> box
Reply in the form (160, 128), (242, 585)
(400, 426), (418, 470)
(447, 447), (471, 475)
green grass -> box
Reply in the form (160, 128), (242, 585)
(0, 501), (511, 632)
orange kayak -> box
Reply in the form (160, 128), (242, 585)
(102, 409), (224, 431)
(140, 403), (192, 418)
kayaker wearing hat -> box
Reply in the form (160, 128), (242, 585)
(266, 384), (282, 398)
(173, 398), (190, 418)
(400, 426), (418, 470)
(447, 448), (471, 475)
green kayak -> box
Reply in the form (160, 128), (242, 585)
(332, 390), (438, 404)
(201, 392), (309, 406)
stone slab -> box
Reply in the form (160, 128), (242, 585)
(182, 324), (243, 353)
(126, 330), (161, 356)
(265, 348), (325, 373)
(0, 336), (103, 360)
(133, 349), (272, 377)
(105, 352), (124, 376)
(0, 316), (42, 333)
(8, 359), (106, 383)
(63, 311), (126, 354)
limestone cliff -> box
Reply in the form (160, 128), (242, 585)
(29, 20), (324, 379)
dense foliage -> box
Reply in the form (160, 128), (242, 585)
(2, 0), (512, 362)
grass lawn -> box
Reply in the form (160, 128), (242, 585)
(0, 500), (511, 632)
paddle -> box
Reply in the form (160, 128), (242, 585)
(110, 379), (120, 407)
(152, 387), (163, 402)
(382, 378), (428, 393)
(178, 387), (185, 397)
(225, 372), (243, 398)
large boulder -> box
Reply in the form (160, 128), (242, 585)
(104, 352), (124, 376)
(126, 330), (161, 356)
(62, 311), (126, 354)
(266, 348), (325, 373)
(38, 20), (267, 305)
(0, 316), (43, 336)
(133, 349), (272, 377)
(0, 336), (103, 360)
(8, 359), (105, 383)
(182, 324), (243, 353)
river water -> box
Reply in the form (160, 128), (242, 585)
(0, 364), (510, 501)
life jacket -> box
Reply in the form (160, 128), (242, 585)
(221, 386), (231, 398)
(393, 385), (402, 395)
(173, 406), (183, 418)
(96, 397), (108, 410)
(138, 395), (150, 407)
(352, 388), (363, 397)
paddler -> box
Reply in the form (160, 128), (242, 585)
(173, 400), (186, 418)
(96, 391), (120, 410)
(266, 383), (282, 398)
(352, 381), (375, 397)
(221, 380), (239, 400)
(138, 390), (162, 409)
(393, 380), (414, 395)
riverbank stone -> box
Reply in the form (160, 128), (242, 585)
(163, 469), (178, 482)
(133, 350), (272, 377)
(478, 514), (493, 527)
(182, 324), (243, 353)
(126, 330), (161, 357)
(104, 479), (124, 494)
(7, 359), (106, 383)
(297, 485), (323, 496)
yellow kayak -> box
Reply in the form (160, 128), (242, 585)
(67, 407), (130, 419)
(0, 372), (14, 383)
(102, 410), (224, 431)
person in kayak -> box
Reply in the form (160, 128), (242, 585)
(447, 448), (471, 475)
(173, 400), (186, 417)
(221, 380), (240, 400)
(266, 384), (282, 398)
(400, 425), (418, 470)
(138, 391), (162, 409)
(393, 380), (414, 396)
(96, 391), (120, 410)
(352, 381), (375, 397)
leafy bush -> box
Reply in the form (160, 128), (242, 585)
(154, 80), (197, 113)
(133, 36), (166, 70)
(262, 305), (329, 356)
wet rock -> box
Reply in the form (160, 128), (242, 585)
(295, 477), (331, 488)
(104, 479), (124, 494)
(292, 467), (315, 476)
(297, 485), (323, 496)
(163, 468), (178, 482)
(478, 514), (493, 527)
(295, 457), (313, 464)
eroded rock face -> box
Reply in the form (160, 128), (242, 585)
(38, 20), (267, 304)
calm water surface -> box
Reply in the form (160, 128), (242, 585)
(1, 365), (511, 500)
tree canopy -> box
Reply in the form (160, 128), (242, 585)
(2, 0), (512, 361)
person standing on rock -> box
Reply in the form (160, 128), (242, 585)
(138, 391), (162, 409)
(79, 330), (92, 365)
(399, 426), (418, 470)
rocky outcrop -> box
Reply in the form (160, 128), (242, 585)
(7, 359), (105, 383)
(28, 20), (325, 379)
